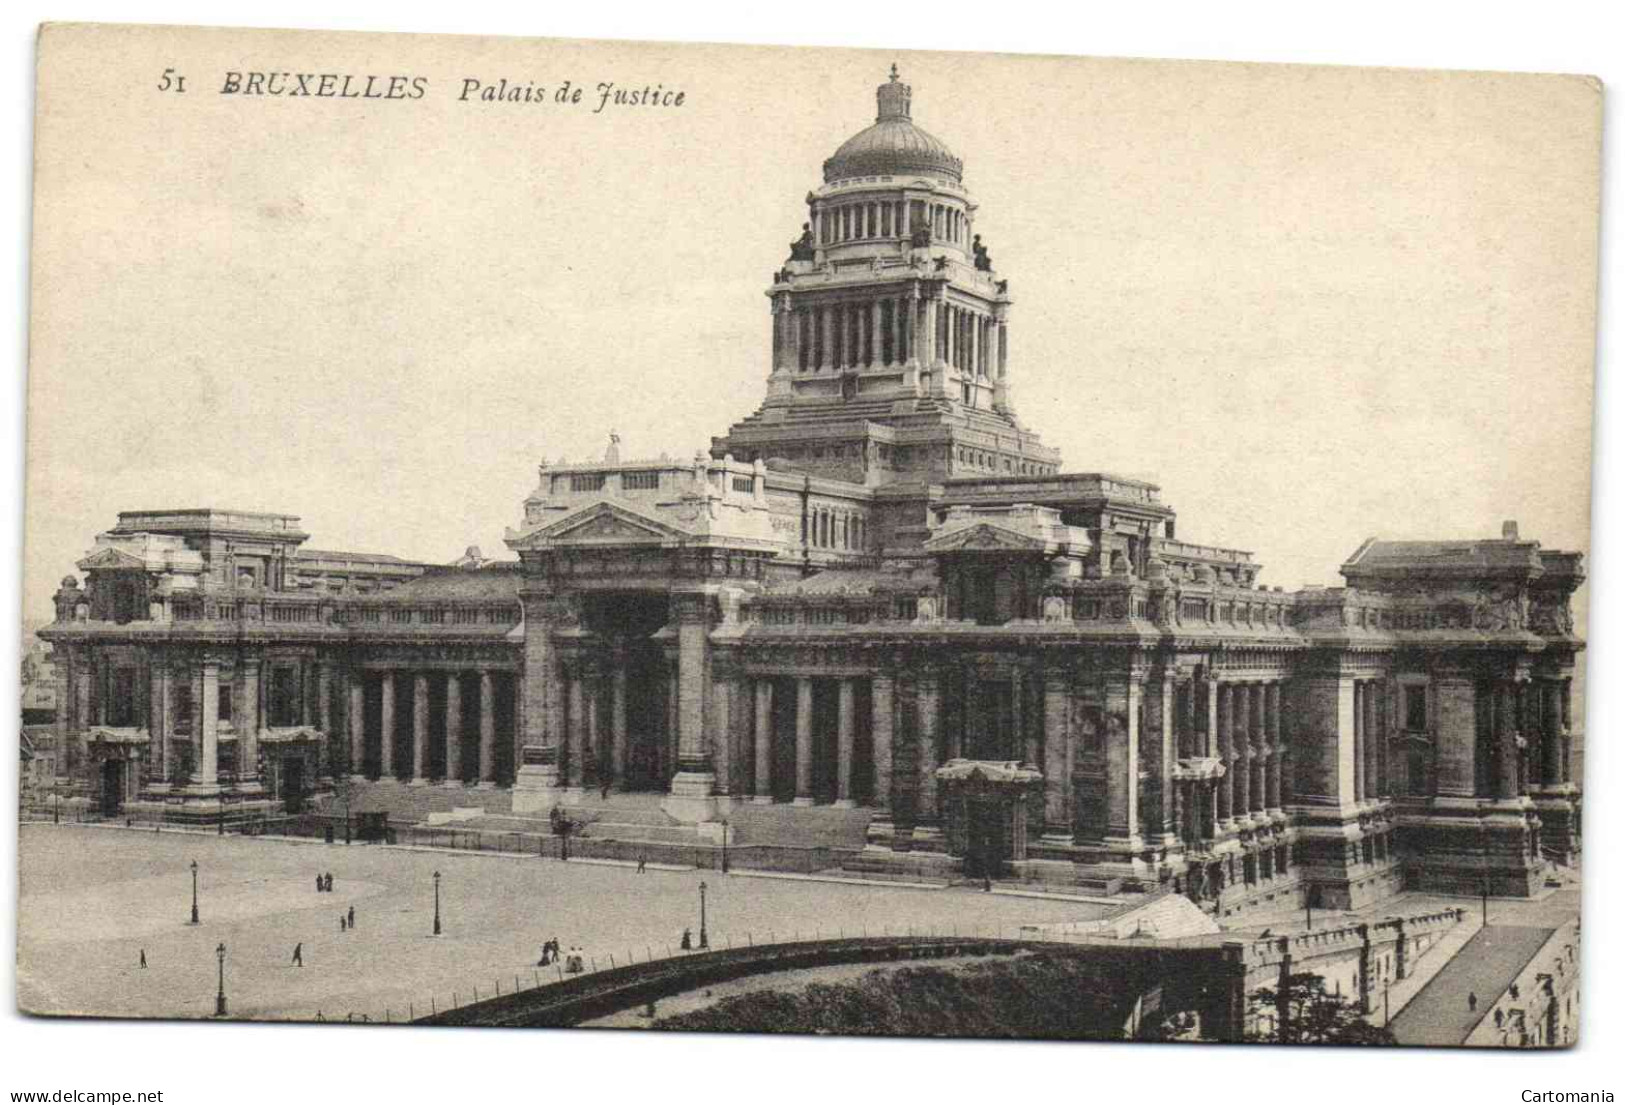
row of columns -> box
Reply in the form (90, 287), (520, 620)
(782, 298), (912, 372)
(346, 669), (501, 786)
(940, 302), (999, 378)
(772, 296), (1008, 381)
(1353, 679), (1389, 803)
(1213, 681), (1286, 824)
(814, 199), (964, 247)
(747, 675), (874, 806)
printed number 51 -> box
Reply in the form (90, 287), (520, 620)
(157, 68), (187, 93)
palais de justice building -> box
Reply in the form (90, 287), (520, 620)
(38, 72), (1584, 913)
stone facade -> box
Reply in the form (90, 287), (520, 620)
(37, 73), (1582, 912)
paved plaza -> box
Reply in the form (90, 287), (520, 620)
(17, 824), (1109, 1024)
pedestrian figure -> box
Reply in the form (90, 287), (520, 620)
(983, 876), (992, 892)
(316, 874), (324, 893)
(293, 942), (303, 967)
(340, 915), (347, 933)
(681, 928), (692, 951)
(637, 856), (646, 874)
(348, 905), (355, 928)
(139, 949), (147, 969)
(600, 778), (611, 801)
(1468, 991), (1478, 1012)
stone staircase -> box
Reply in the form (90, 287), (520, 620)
(723, 803), (873, 849)
(319, 779), (510, 824)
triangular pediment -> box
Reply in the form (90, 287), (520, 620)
(924, 522), (1045, 553)
(516, 501), (694, 550)
(76, 547), (149, 571)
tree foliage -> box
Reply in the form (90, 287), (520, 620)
(657, 953), (1132, 1041)
(1251, 971), (1396, 1046)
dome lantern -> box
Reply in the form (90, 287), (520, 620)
(822, 67), (964, 184)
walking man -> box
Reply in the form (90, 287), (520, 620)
(315, 874), (323, 893)
(637, 855), (647, 874)
(139, 949), (147, 969)
(340, 915), (347, 933)
(347, 905), (355, 929)
(1468, 991), (1478, 1013)
(293, 942), (303, 967)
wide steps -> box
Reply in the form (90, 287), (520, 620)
(724, 804), (872, 849)
(319, 780), (509, 824)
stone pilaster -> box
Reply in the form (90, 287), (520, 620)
(379, 672), (396, 779)
(871, 673), (894, 813)
(793, 676), (814, 806)
(445, 673), (463, 785)
(410, 672), (429, 785)
(662, 589), (719, 823)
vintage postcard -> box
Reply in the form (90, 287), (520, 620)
(19, 23), (1598, 1046)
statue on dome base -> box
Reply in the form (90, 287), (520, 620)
(972, 234), (993, 272)
(788, 222), (815, 261)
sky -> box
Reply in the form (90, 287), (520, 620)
(23, 26), (1601, 627)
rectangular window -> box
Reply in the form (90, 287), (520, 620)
(270, 666), (299, 727)
(218, 682), (233, 723)
(1405, 685), (1427, 731)
(570, 473), (605, 492)
(109, 667), (137, 727)
(623, 471), (660, 490)
(732, 476), (754, 493)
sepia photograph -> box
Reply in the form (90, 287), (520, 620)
(5, 8), (1618, 1102)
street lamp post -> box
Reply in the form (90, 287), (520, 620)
(721, 819), (730, 875)
(698, 880), (709, 949)
(433, 870), (442, 936)
(215, 942), (227, 1017)
(190, 860), (199, 925)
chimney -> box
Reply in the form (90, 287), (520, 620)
(1502, 520), (1520, 542)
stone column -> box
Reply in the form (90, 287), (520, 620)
(238, 658), (261, 787)
(1042, 669), (1072, 835)
(835, 678), (856, 806)
(1179, 679), (1196, 758)
(1364, 680), (1380, 800)
(663, 590), (719, 822)
(870, 301), (883, 367)
(1103, 674), (1143, 858)
(1234, 683), (1253, 819)
(1150, 673), (1176, 841)
(1251, 683), (1267, 815)
(410, 673), (429, 784)
(515, 588), (561, 799)
(565, 666), (584, 789)
(872, 674), (894, 813)
(148, 660), (170, 785)
(1495, 682), (1520, 801)
(611, 661), (628, 789)
(585, 663), (601, 784)
(199, 660), (220, 789)
(753, 679), (774, 803)
(315, 661), (333, 780)
(821, 306), (835, 370)
(478, 671), (496, 786)
(1432, 675), (1476, 798)
(1541, 680), (1562, 787)
(793, 677), (814, 805)
(348, 675), (365, 780)
(445, 673), (463, 785)
(1266, 682), (1284, 813)
(1352, 681), (1366, 802)
(379, 672), (396, 779)
(917, 671), (940, 822)
(1215, 684), (1234, 825)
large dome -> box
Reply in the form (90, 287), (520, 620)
(822, 69), (963, 184)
